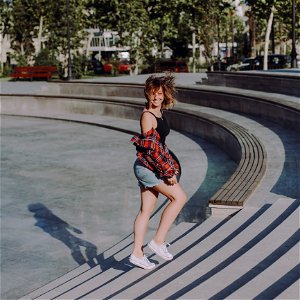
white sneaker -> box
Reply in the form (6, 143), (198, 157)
(148, 240), (173, 261)
(129, 254), (156, 270)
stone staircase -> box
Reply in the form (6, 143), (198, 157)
(21, 197), (299, 299)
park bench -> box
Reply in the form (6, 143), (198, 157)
(208, 119), (267, 209)
(163, 106), (267, 214)
(11, 66), (57, 81)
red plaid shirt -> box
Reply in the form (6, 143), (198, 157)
(131, 128), (179, 178)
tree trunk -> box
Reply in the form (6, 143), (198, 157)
(192, 32), (196, 73)
(21, 43), (24, 56)
(249, 12), (256, 57)
(263, 5), (275, 70)
(36, 16), (43, 54)
(271, 18), (275, 53)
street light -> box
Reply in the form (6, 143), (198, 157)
(291, 0), (298, 68)
(66, 0), (72, 80)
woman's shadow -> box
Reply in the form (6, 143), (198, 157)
(28, 203), (99, 266)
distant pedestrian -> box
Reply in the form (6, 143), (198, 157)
(129, 74), (187, 269)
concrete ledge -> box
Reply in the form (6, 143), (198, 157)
(207, 204), (242, 217)
(203, 71), (300, 97)
(45, 81), (300, 131)
(176, 87), (300, 131)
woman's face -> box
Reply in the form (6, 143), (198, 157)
(149, 87), (164, 108)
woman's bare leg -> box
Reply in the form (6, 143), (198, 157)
(152, 182), (187, 244)
(132, 187), (159, 258)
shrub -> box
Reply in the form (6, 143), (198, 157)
(34, 49), (59, 67)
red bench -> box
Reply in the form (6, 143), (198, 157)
(11, 66), (57, 81)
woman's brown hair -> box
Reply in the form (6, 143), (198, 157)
(144, 74), (176, 109)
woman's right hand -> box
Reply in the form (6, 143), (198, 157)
(166, 175), (177, 186)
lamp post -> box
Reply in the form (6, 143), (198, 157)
(66, 0), (72, 80)
(291, 0), (297, 68)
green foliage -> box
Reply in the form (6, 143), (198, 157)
(1, 63), (13, 77)
(34, 48), (59, 66)
(2, 0), (89, 68)
(244, 0), (299, 55)
(110, 0), (156, 72)
(71, 53), (89, 79)
(7, 0), (37, 56)
(11, 53), (28, 66)
(0, 0), (13, 35)
(44, 0), (89, 59)
(2, 0), (297, 73)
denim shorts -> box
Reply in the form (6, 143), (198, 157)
(133, 159), (164, 188)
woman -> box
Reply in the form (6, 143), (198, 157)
(130, 74), (187, 270)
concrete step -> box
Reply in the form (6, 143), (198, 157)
(55, 202), (269, 299)
(179, 200), (299, 299)
(21, 198), (299, 300)
(225, 244), (299, 299)
(80, 200), (295, 299)
(113, 198), (299, 299)
(29, 217), (226, 299)
(22, 222), (196, 299)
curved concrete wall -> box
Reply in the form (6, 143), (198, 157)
(177, 88), (299, 128)
(53, 82), (300, 131)
(1, 94), (241, 164)
(204, 71), (300, 97)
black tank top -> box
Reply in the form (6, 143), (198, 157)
(141, 111), (170, 145)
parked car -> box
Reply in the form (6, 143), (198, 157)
(103, 63), (113, 74)
(227, 58), (256, 71)
(156, 60), (189, 73)
(211, 57), (235, 71)
(118, 60), (131, 74)
(212, 61), (227, 71)
(253, 54), (288, 70)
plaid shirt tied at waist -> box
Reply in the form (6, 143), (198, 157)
(131, 128), (179, 178)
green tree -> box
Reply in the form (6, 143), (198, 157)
(8, 0), (39, 59)
(2, 0), (89, 72)
(90, 0), (188, 73)
(44, 0), (89, 76)
(179, 0), (226, 67)
(245, 0), (299, 69)
(90, 0), (155, 74)
(0, 0), (13, 36)
(0, 0), (13, 71)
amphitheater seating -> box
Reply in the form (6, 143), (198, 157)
(1, 76), (299, 299)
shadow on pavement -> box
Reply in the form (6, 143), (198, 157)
(28, 203), (99, 266)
